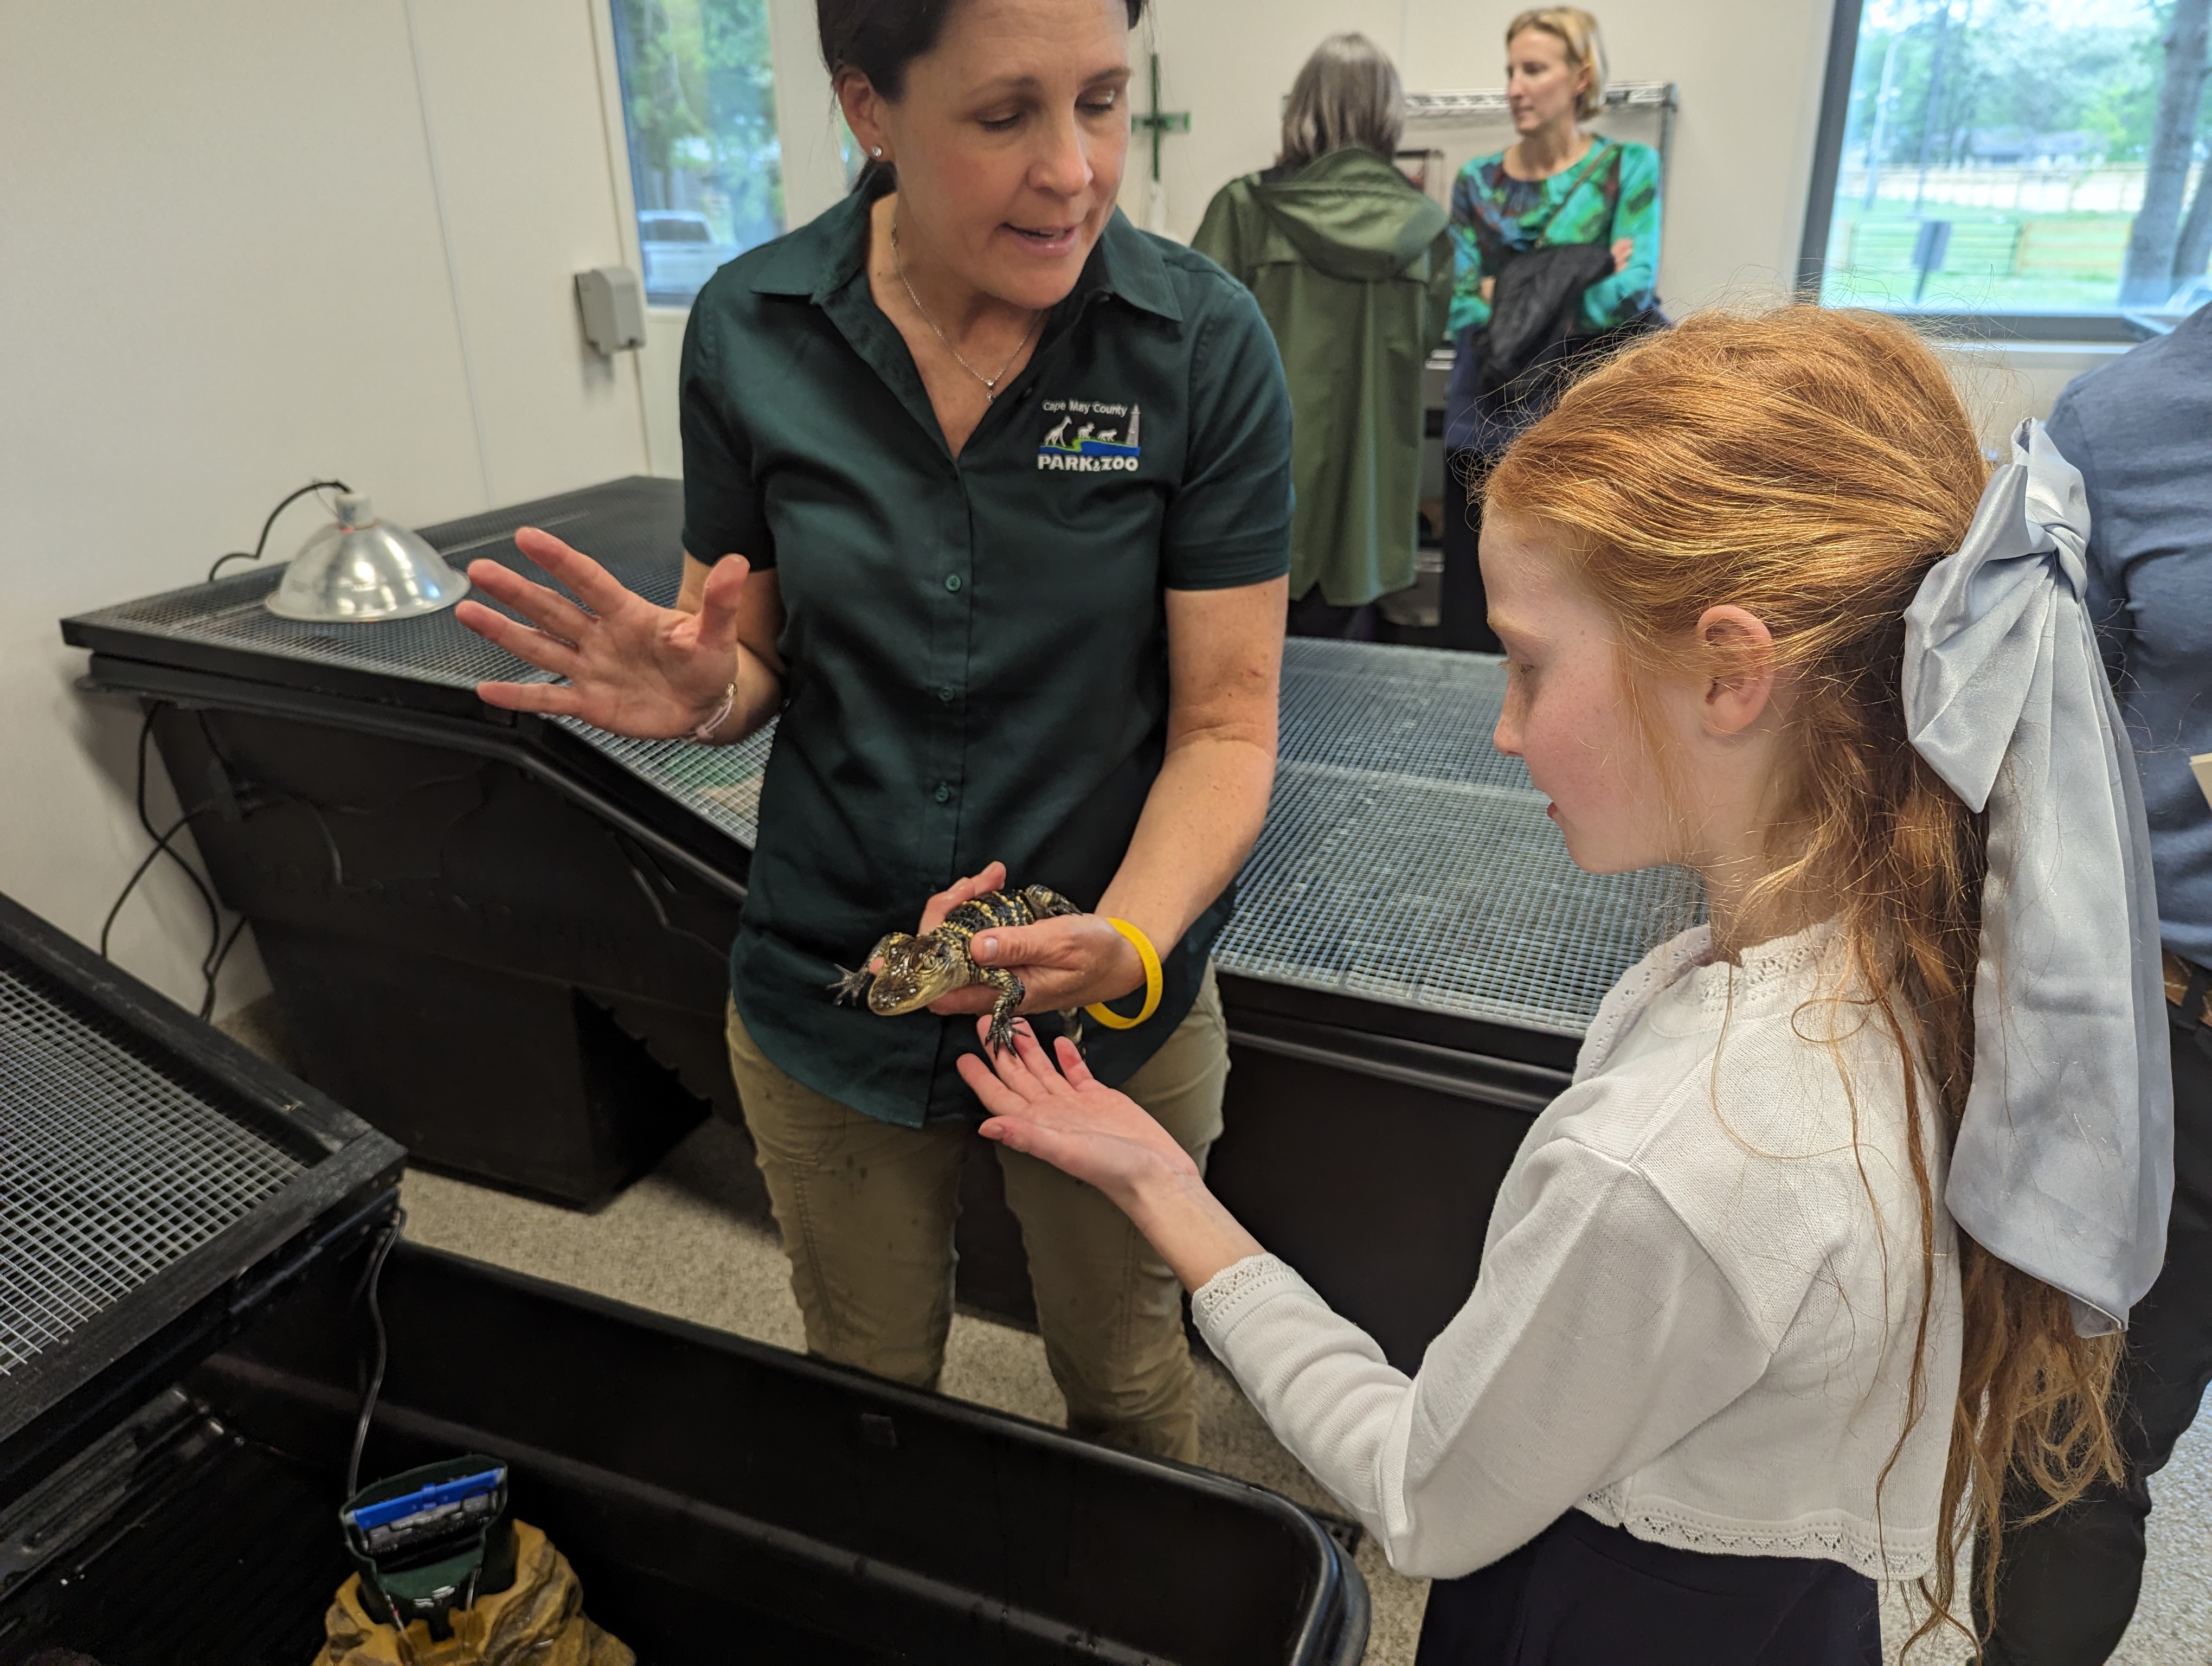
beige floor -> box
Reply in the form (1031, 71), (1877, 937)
(222, 1001), (2208, 1664)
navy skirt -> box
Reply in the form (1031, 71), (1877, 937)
(1414, 1510), (1882, 1666)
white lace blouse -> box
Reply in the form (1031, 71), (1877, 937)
(1192, 921), (1963, 1581)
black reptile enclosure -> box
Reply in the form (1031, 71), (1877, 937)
(0, 890), (1367, 1665)
(62, 478), (1695, 1373)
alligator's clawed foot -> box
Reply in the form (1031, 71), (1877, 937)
(985, 1008), (1021, 1055)
(830, 965), (872, 1005)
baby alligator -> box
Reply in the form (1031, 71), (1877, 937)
(832, 885), (1084, 1053)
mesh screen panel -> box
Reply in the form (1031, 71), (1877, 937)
(1273, 638), (1528, 791)
(1211, 641), (1701, 1035)
(0, 958), (306, 1378)
(72, 490), (1696, 1036)
(561, 721), (777, 848)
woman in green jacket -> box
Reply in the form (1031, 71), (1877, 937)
(1193, 34), (1452, 639)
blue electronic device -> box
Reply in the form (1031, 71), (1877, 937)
(340, 1455), (514, 1636)
(344, 1465), (505, 1540)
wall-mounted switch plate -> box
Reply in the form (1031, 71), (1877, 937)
(575, 266), (646, 355)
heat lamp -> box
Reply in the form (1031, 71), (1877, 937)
(265, 491), (469, 624)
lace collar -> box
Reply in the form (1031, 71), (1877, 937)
(1575, 919), (1843, 1081)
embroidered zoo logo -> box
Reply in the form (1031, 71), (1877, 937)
(1038, 399), (1141, 472)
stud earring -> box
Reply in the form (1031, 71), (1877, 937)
(871, 145), (885, 158)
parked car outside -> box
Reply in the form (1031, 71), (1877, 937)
(638, 211), (736, 304)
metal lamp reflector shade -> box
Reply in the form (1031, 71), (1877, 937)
(265, 492), (468, 623)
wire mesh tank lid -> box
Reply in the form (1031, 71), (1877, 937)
(0, 889), (404, 1502)
(267, 492), (470, 624)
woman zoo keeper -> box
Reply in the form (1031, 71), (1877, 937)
(453, 0), (1292, 1463)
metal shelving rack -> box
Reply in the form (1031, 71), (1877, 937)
(1403, 80), (1680, 198)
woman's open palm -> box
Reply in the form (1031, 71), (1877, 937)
(455, 526), (751, 739)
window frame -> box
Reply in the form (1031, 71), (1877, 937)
(591, 0), (850, 326)
(1797, 0), (2155, 345)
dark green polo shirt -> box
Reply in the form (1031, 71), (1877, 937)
(680, 189), (1293, 1127)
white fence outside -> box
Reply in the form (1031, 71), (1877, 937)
(1836, 162), (2205, 216)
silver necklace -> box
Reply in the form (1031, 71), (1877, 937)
(891, 213), (1042, 402)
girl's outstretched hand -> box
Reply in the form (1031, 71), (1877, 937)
(961, 1017), (1268, 1292)
(958, 1020), (1198, 1207)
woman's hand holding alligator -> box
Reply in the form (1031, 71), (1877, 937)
(457, 528), (754, 739)
(907, 861), (1147, 1019)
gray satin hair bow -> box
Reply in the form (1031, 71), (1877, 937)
(1902, 418), (2172, 1336)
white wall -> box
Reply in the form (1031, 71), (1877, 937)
(1943, 341), (2134, 452)
(0, 0), (652, 1018)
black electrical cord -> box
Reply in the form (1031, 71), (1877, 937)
(131, 708), (221, 947)
(208, 477), (351, 584)
(348, 1210), (406, 1501)
(107, 706), (487, 1016)
(101, 706), (285, 1018)
(98, 809), (198, 962)
(293, 797), (347, 890)
(201, 915), (253, 1013)
(188, 708), (479, 895)
(100, 708), (235, 1015)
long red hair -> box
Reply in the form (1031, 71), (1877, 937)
(1487, 306), (2122, 1650)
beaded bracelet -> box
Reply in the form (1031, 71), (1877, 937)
(688, 682), (737, 745)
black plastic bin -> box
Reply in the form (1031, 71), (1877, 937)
(3, 1244), (1371, 1665)
(63, 478), (755, 1213)
(137, 700), (739, 1208)
(0, 888), (1368, 1666)
(182, 1242), (1368, 1665)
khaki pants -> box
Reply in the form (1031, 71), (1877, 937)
(725, 969), (1227, 1463)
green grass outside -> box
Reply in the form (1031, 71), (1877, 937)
(1821, 204), (2143, 313)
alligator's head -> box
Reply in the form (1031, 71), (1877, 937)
(860, 931), (969, 1015)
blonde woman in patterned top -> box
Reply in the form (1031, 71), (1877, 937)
(1439, 9), (1662, 650)
(1447, 9), (1660, 337)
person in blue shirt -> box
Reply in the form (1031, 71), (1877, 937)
(1982, 301), (2212, 1664)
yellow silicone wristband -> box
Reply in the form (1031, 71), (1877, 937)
(1084, 918), (1163, 1030)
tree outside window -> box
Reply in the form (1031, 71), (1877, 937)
(1810, 0), (2211, 326)
(610, 0), (785, 306)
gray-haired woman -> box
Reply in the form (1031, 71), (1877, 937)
(1193, 33), (1453, 640)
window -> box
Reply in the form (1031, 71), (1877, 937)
(609, 0), (785, 306)
(1802, 0), (2212, 336)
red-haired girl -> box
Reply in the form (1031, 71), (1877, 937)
(960, 307), (2171, 1664)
